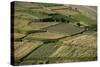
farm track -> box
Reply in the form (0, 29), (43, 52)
(56, 29), (85, 40)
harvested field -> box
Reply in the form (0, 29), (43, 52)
(24, 31), (65, 40)
(14, 33), (26, 40)
(62, 34), (97, 48)
(50, 34), (97, 61)
(14, 41), (43, 62)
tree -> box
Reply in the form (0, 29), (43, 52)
(75, 8), (78, 11)
(77, 23), (81, 26)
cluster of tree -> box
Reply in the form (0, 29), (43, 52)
(40, 13), (79, 23)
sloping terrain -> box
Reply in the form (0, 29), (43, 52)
(12, 1), (97, 65)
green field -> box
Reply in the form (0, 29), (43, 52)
(24, 43), (60, 60)
(73, 15), (96, 26)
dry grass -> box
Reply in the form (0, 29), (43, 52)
(54, 9), (79, 15)
(15, 12), (39, 19)
(14, 42), (25, 50)
(24, 31), (65, 40)
(50, 34), (97, 61)
(14, 18), (29, 27)
(62, 34), (97, 48)
(29, 22), (59, 30)
(14, 33), (26, 40)
(14, 41), (43, 61)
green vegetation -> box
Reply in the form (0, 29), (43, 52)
(74, 15), (96, 26)
(40, 13), (79, 23)
(24, 43), (60, 60)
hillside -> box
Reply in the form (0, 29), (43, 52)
(11, 1), (97, 65)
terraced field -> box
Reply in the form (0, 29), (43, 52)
(14, 18), (59, 33)
(44, 23), (85, 35)
(11, 1), (97, 65)
(24, 31), (66, 41)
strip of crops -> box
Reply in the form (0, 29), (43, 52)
(24, 43), (60, 60)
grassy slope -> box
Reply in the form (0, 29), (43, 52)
(73, 14), (96, 26)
